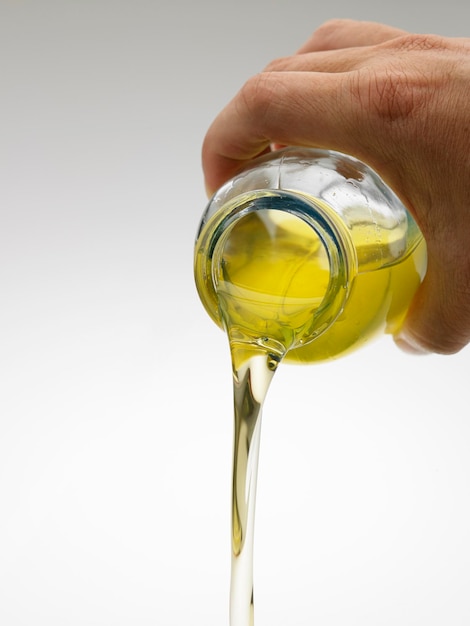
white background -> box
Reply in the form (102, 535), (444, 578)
(1, 1), (470, 624)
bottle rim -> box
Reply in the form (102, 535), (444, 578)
(194, 189), (357, 351)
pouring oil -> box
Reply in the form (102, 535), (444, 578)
(194, 148), (427, 625)
(209, 205), (425, 626)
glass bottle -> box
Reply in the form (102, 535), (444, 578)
(194, 147), (427, 364)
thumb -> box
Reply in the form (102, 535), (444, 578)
(395, 254), (470, 355)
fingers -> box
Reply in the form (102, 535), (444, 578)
(202, 71), (359, 195)
(202, 21), (410, 194)
(295, 18), (407, 54)
(263, 19), (409, 76)
(202, 24), (412, 195)
(396, 252), (470, 355)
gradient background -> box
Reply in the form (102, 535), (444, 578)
(1, 1), (470, 625)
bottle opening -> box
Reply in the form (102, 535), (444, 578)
(194, 190), (354, 355)
(213, 207), (331, 352)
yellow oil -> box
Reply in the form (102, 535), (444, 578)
(211, 206), (426, 365)
(195, 197), (426, 626)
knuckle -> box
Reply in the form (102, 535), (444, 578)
(263, 56), (291, 72)
(237, 72), (280, 123)
(373, 70), (422, 121)
(347, 34), (457, 127)
(348, 66), (428, 125)
(391, 33), (450, 53)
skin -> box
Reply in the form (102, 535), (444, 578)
(201, 19), (470, 356)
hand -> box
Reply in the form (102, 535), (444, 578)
(201, 19), (470, 355)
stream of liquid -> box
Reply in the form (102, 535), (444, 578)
(217, 208), (330, 625)
(229, 349), (276, 626)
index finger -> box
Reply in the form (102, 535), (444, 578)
(201, 70), (358, 195)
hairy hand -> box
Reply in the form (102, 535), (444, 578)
(202, 19), (470, 355)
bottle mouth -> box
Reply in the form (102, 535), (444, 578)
(194, 190), (355, 354)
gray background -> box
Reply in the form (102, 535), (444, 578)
(1, 1), (470, 625)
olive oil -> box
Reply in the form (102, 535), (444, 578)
(208, 204), (425, 626)
(229, 350), (274, 626)
(214, 206), (426, 364)
(194, 148), (427, 625)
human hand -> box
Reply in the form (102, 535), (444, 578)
(201, 19), (470, 355)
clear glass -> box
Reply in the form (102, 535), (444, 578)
(194, 147), (427, 363)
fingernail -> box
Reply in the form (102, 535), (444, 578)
(394, 330), (430, 355)
(205, 182), (216, 199)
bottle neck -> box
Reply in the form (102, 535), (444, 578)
(195, 190), (356, 354)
